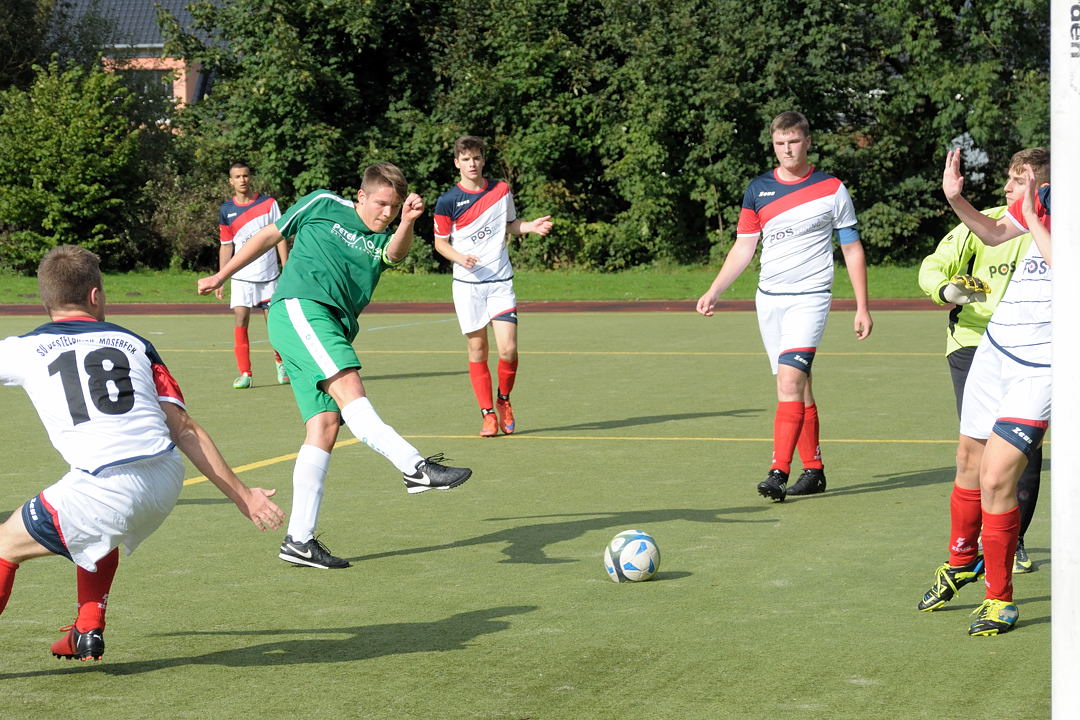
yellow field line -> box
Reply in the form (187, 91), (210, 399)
(164, 348), (940, 357)
(182, 434), (957, 486)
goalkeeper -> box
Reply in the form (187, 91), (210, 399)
(918, 166), (1042, 575)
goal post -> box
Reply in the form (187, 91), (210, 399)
(1051, 1), (1079, 716)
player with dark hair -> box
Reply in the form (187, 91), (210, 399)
(432, 135), (553, 437)
(216, 161), (290, 389)
(916, 149), (1051, 636)
(696, 110), (872, 502)
(0, 245), (284, 661)
(199, 162), (472, 570)
(918, 147), (1050, 575)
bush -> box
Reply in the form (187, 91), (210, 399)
(0, 60), (156, 273)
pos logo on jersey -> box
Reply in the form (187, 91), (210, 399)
(332, 223), (381, 259)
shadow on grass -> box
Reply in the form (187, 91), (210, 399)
(174, 497), (231, 506)
(791, 465), (956, 500)
(519, 408), (762, 434)
(0, 605), (536, 678)
(348, 506), (775, 565)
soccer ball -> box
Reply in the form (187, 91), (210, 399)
(603, 529), (660, 582)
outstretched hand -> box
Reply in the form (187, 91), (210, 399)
(525, 216), (553, 236)
(942, 148), (965, 201)
(238, 487), (285, 531)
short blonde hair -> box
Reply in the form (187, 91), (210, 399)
(1009, 147), (1050, 186)
(361, 162), (408, 201)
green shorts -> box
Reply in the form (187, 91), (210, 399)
(267, 298), (362, 421)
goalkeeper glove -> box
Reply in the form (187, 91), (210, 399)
(940, 274), (990, 305)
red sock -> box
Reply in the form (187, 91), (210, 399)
(771, 401), (804, 474)
(469, 361), (493, 411)
(948, 486), (983, 567)
(75, 548), (119, 631)
(982, 507), (1020, 602)
(234, 326), (251, 375)
(796, 403), (823, 469)
(273, 350), (282, 364)
(0, 556), (18, 616)
(497, 358), (518, 398)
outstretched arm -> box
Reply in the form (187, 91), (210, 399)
(507, 215), (553, 236)
(696, 235), (759, 316)
(942, 149), (1021, 247)
(199, 223), (285, 295)
(840, 240), (873, 339)
(161, 402), (284, 531)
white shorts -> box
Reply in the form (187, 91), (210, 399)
(960, 335), (1051, 441)
(452, 279), (517, 334)
(755, 290), (832, 374)
(40, 450), (185, 571)
(230, 278), (278, 309)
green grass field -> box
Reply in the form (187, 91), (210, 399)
(0, 310), (1050, 719)
(0, 263), (925, 304)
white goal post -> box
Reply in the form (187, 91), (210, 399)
(1051, 1), (1079, 716)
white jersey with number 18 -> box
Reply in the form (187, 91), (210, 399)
(0, 318), (186, 475)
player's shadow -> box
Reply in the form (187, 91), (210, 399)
(0, 605), (536, 679)
(347, 506), (775, 566)
(931, 594), (1051, 628)
(519, 408), (761, 435)
(794, 466), (956, 500)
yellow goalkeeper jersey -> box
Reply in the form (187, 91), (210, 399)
(918, 206), (1032, 356)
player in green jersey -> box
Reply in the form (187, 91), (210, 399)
(918, 150), (1045, 575)
(198, 162), (472, 569)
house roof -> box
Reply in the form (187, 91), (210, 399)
(58, 0), (212, 49)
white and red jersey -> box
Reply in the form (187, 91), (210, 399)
(219, 194), (282, 282)
(0, 317), (186, 475)
(986, 185), (1052, 367)
(737, 166), (859, 294)
(433, 180), (518, 283)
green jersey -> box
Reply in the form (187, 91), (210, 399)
(272, 190), (399, 340)
(917, 206), (1031, 356)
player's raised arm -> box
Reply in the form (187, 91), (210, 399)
(198, 223), (285, 295)
(385, 192), (423, 263)
(161, 402), (284, 531)
(1021, 164), (1052, 267)
(942, 149), (1021, 247)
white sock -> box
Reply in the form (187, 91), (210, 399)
(340, 397), (424, 474)
(286, 444), (331, 542)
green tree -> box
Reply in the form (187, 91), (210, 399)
(0, 61), (158, 272)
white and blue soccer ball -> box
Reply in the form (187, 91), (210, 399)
(603, 529), (660, 582)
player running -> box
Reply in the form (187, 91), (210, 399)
(433, 135), (553, 437)
(696, 110), (873, 502)
(0, 245), (284, 661)
(199, 162), (472, 570)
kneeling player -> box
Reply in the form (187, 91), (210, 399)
(0, 246), (284, 660)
